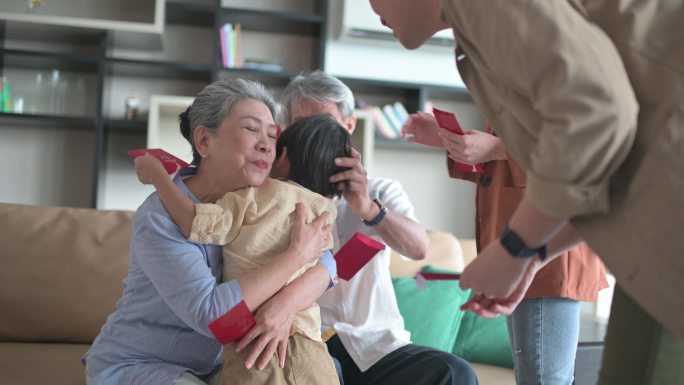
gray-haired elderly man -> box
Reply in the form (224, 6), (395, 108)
(280, 71), (477, 385)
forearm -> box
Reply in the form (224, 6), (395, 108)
(153, 175), (196, 237)
(536, 223), (584, 267)
(374, 213), (429, 260)
(274, 264), (330, 312)
(238, 247), (309, 311)
(507, 197), (567, 249)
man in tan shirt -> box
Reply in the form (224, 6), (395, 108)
(368, 0), (684, 384)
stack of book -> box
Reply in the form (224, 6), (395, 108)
(366, 102), (410, 139)
(220, 23), (242, 68)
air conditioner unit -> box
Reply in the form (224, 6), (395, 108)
(341, 0), (454, 47)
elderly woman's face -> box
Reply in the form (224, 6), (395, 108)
(207, 99), (277, 189)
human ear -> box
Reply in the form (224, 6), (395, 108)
(345, 115), (357, 134)
(193, 126), (212, 158)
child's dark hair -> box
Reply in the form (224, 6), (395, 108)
(276, 114), (353, 198)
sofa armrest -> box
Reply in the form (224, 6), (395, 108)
(389, 230), (466, 277)
(460, 239), (478, 267)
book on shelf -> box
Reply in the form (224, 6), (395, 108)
(382, 104), (402, 136)
(364, 101), (411, 139)
(220, 23), (243, 68)
(241, 59), (283, 72)
(392, 102), (409, 123)
(368, 106), (397, 139)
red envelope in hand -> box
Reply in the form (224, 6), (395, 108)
(415, 272), (462, 291)
(208, 300), (256, 345)
(334, 232), (386, 281)
(432, 108), (485, 174)
(126, 148), (190, 174)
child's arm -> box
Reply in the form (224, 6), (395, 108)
(135, 154), (195, 237)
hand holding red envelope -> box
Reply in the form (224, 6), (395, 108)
(432, 108), (485, 174)
(334, 232), (385, 280)
(208, 300), (256, 344)
(126, 148), (190, 174)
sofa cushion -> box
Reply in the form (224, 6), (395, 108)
(453, 311), (514, 368)
(0, 203), (133, 343)
(392, 270), (470, 352)
(0, 342), (89, 385)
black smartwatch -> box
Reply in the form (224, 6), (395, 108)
(499, 224), (547, 261)
(362, 198), (388, 226)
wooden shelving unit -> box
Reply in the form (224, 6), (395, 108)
(0, 0), (470, 210)
(0, 0), (329, 209)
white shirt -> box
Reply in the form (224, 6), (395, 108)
(319, 177), (414, 372)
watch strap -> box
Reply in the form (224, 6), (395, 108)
(499, 224), (547, 261)
(362, 199), (388, 226)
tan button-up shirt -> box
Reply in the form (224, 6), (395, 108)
(443, 0), (684, 337)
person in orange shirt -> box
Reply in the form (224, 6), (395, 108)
(404, 115), (608, 385)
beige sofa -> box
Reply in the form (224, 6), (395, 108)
(0, 202), (514, 385)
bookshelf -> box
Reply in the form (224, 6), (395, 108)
(0, 0), (475, 212)
(0, 0), (330, 209)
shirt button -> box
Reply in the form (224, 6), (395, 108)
(479, 174), (492, 186)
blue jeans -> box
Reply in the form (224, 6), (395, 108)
(506, 297), (580, 385)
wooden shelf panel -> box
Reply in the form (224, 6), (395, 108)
(104, 118), (147, 133)
(217, 67), (298, 87)
(166, 1), (215, 27)
(374, 136), (442, 153)
(0, 49), (100, 73)
(105, 58), (212, 81)
(218, 8), (323, 36)
(0, 112), (94, 128)
(1, 21), (104, 48)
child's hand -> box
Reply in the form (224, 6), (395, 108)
(134, 154), (168, 185)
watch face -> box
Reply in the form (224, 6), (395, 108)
(499, 226), (525, 257)
(501, 231), (525, 257)
(500, 225), (543, 259)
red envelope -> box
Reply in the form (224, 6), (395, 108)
(432, 108), (485, 174)
(208, 300), (256, 345)
(334, 232), (386, 280)
(417, 272), (462, 281)
(415, 272), (462, 291)
(126, 148), (190, 174)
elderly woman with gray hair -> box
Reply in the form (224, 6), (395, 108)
(83, 79), (336, 385)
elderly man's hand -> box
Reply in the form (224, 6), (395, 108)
(329, 148), (377, 220)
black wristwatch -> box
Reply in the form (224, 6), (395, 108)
(362, 198), (388, 227)
(499, 224), (547, 261)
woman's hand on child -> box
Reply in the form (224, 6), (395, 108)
(402, 112), (444, 148)
(134, 154), (168, 185)
(290, 202), (332, 266)
(440, 129), (507, 164)
(236, 293), (296, 370)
